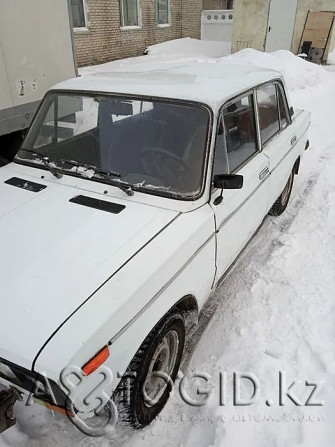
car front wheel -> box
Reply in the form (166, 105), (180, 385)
(268, 170), (294, 216)
(114, 310), (185, 428)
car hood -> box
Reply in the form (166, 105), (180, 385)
(0, 169), (178, 369)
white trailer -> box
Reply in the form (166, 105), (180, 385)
(0, 0), (77, 138)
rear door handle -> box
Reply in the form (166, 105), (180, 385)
(291, 135), (297, 145)
(259, 166), (269, 180)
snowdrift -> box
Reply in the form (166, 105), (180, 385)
(81, 39), (329, 94)
(221, 48), (329, 91)
(146, 37), (231, 58)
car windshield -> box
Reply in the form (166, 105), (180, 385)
(16, 93), (210, 198)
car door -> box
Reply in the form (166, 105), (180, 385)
(255, 81), (298, 210)
(210, 90), (270, 281)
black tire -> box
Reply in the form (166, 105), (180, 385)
(268, 170), (294, 216)
(114, 311), (185, 428)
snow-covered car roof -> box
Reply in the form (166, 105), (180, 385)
(51, 62), (283, 111)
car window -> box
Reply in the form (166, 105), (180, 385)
(257, 84), (280, 144)
(277, 84), (290, 129)
(222, 94), (258, 173)
(257, 83), (280, 145)
(18, 93), (210, 198)
(33, 96), (98, 148)
(213, 118), (229, 177)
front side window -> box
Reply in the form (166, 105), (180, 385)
(17, 93), (210, 199)
(71, 0), (87, 28)
(222, 94), (258, 173)
(120, 0), (140, 27)
(156, 0), (170, 25)
(257, 83), (280, 145)
(213, 118), (229, 177)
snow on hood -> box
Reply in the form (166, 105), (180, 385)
(0, 168), (178, 369)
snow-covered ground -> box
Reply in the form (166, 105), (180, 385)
(328, 49), (335, 65)
(1, 46), (335, 446)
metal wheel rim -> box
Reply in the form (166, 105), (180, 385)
(142, 330), (179, 408)
(281, 173), (293, 206)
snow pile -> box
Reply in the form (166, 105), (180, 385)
(146, 37), (231, 58)
(81, 39), (329, 94)
(145, 39), (329, 91)
(222, 48), (330, 91)
(327, 49), (335, 65)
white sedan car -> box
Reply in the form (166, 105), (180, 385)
(0, 62), (310, 431)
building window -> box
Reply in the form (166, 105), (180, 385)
(203, 0), (233, 9)
(156, 0), (170, 25)
(226, 0), (234, 10)
(71, 0), (87, 28)
(120, 0), (141, 27)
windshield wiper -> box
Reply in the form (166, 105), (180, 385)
(18, 149), (63, 179)
(61, 159), (134, 196)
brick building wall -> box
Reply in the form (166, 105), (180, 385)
(203, 0), (233, 9)
(181, 0), (203, 40)
(74, 0), (184, 67)
(73, 0), (233, 67)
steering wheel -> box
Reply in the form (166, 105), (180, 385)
(140, 148), (193, 186)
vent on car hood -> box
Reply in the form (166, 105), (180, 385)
(4, 177), (47, 192)
(69, 195), (125, 214)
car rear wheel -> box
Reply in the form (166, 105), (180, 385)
(114, 310), (185, 428)
(268, 170), (294, 216)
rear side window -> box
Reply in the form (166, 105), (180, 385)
(223, 94), (258, 173)
(257, 84), (280, 145)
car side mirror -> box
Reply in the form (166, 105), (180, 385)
(213, 174), (243, 190)
(289, 106), (294, 117)
(213, 174), (244, 205)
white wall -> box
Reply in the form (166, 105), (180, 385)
(231, 0), (270, 52)
(232, 0), (335, 61)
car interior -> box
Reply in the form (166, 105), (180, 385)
(22, 97), (209, 195)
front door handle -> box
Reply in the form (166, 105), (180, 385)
(259, 166), (269, 180)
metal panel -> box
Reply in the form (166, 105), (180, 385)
(300, 11), (335, 51)
(0, 0), (76, 136)
(201, 9), (234, 47)
(0, 43), (12, 112)
(265, 0), (298, 52)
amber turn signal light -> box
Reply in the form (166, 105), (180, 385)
(45, 401), (74, 418)
(82, 346), (110, 376)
